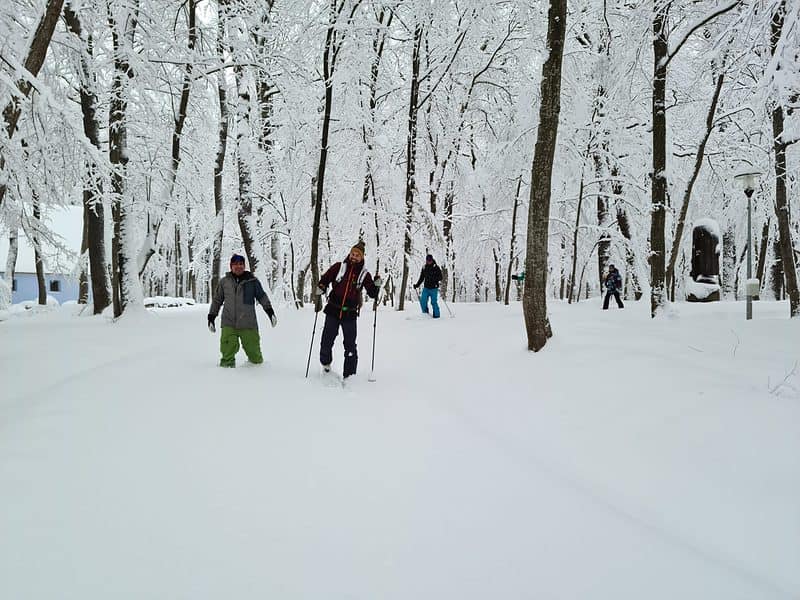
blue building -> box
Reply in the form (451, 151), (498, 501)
(1, 207), (85, 305)
(2, 271), (83, 305)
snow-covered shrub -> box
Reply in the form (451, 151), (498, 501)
(144, 296), (197, 308)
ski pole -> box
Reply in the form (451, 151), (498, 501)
(414, 288), (428, 312)
(441, 294), (455, 318)
(305, 304), (320, 378)
(368, 294), (379, 382)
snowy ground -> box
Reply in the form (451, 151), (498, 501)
(1, 297), (798, 599)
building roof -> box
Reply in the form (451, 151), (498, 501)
(0, 205), (84, 275)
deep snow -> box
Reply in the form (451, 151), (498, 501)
(1, 298), (798, 599)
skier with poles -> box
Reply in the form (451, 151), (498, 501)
(207, 253), (277, 367)
(413, 254), (443, 318)
(602, 264), (625, 310)
(312, 241), (381, 382)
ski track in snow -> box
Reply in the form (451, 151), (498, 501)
(389, 303), (798, 597)
(430, 398), (795, 599)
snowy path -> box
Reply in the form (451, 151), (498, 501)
(1, 300), (798, 599)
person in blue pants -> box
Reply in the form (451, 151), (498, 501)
(413, 254), (443, 318)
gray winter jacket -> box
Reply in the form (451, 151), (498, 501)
(209, 271), (272, 330)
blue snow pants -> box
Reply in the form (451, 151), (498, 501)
(419, 287), (440, 318)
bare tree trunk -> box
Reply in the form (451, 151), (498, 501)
(360, 8), (391, 248)
(310, 1), (339, 302)
(174, 224), (183, 296)
(424, 28), (440, 221)
(612, 170), (642, 300)
(211, 2), (229, 295)
(83, 132), (111, 313)
(492, 247), (502, 301)
(595, 152), (611, 289)
(296, 262), (309, 308)
(109, 75), (123, 316)
(310, 0), (358, 301)
(64, 4), (111, 314)
(230, 41), (261, 276)
(1, 229), (17, 307)
(269, 228), (281, 291)
(287, 240), (297, 307)
(665, 69), (725, 297)
(734, 242), (747, 299)
(231, 60), (261, 277)
(108, 0), (141, 317)
(522, 0), (566, 352)
(359, 138), (373, 245)
(568, 170), (585, 303)
(0, 0), (65, 210)
(442, 182), (454, 300)
(650, 4), (669, 316)
(770, 0), (800, 317)
(722, 222), (736, 300)
(559, 235), (568, 300)
(79, 204), (89, 304)
(32, 196), (47, 305)
(504, 175), (522, 305)
(372, 175), (382, 276)
(5, 228), (19, 289)
(754, 219), (770, 301)
(771, 101), (799, 314)
(399, 22), (423, 311)
(771, 236), (784, 300)
(253, 6), (278, 288)
(590, 82), (611, 289)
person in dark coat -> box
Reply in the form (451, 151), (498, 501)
(208, 254), (277, 367)
(314, 241), (381, 379)
(413, 254), (443, 318)
(603, 264), (624, 310)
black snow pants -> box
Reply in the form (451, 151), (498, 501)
(603, 290), (624, 309)
(320, 313), (358, 377)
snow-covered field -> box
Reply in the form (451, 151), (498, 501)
(1, 298), (798, 599)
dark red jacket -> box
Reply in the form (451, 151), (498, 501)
(319, 258), (379, 319)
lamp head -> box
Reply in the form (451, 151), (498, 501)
(734, 171), (762, 194)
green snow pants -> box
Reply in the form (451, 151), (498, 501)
(219, 326), (263, 367)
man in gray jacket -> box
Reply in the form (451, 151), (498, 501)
(208, 254), (277, 367)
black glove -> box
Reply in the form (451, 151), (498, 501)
(373, 275), (383, 289)
(207, 315), (216, 333)
(265, 307), (277, 327)
(413, 283), (419, 289)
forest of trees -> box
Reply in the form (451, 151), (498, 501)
(1, 0), (798, 349)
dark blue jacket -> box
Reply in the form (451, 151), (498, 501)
(604, 269), (622, 293)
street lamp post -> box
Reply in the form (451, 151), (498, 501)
(734, 171), (762, 320)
